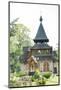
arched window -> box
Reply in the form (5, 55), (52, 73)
(43, 61), (49, 72)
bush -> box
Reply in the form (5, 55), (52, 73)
(31, 69), (41, 82)
(16, 71), (26, 77)
(33, 69), (41, 79)
(38, 77), (46, 85)
(43, 72), (52, 79)
(31, 76), (35, 82)
(31, 70), (47, 85)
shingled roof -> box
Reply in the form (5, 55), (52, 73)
(34, 16), (49, 43)
(31, 43), (51, 50)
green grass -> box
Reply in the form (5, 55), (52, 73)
(10, 73), (59, 87)
(46, 75), (58, 85)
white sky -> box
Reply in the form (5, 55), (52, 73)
(10, 3), (58, 50)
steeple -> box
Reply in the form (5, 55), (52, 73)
(34, 16), (49, 43)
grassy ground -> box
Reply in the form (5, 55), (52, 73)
(9, 73), (59, 87)
(46, 75), (58, 85)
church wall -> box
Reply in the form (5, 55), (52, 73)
(38, 60), (54, 72)
(49, 60), (54, 72)
(53, 61), (58, 74)
(21, 59), (58, 74)
(38, 61), (43, 72)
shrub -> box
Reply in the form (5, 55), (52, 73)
(31, 70), (47, 85)
(16, 71), (26, 77)
(43, 72), (52, 79)
(33, 69), (41, 79)
(38, 77), (46, 85)
(31, 76), (35, 82)
(31, 69), (41, 82)
(33, 73), (40, 79)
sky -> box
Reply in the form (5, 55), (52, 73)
(10, 2), (58, 50)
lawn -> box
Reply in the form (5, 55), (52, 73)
(9, 72), (59, 87)
(46, 75), (59, 85)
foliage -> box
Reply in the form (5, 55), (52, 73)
(31, 69), (41, 82)
(31, 70), (51, 85)
(10, 57), (21, 73)
(16, 71), (26, 77)
(10, 18), (33, 73)
(10, 75), (58, 87)
(31, 70), (46, 85)
(33, 69), (41, 79)
(43, 72), (52, 79)
(37, 77), (46, 85)
(10, 24), (32, 54)
(31, 76), (35, 82)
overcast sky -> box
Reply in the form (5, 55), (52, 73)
(10, 2), (58, 50)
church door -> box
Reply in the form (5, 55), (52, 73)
(43, 61), (49, 72)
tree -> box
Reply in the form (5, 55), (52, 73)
(10, 18), (33, 73)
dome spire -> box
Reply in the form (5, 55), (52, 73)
(40, 16), (43, 22)
(34, 16), (49, 43)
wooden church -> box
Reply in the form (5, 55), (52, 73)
(23, 16), (58, 75)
